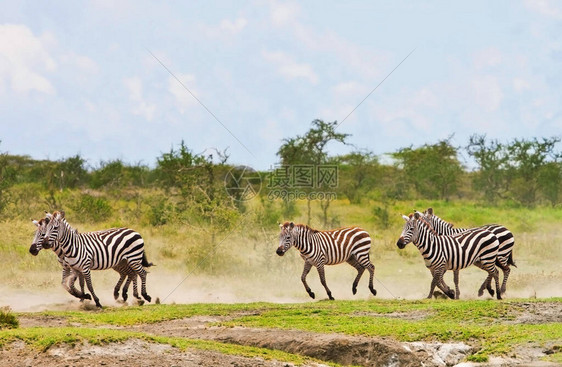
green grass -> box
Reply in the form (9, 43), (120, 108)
(9, 299), (562, 363)
(0, 326), (334, 366)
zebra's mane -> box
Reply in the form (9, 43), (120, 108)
(294, 223), (319, 233)
(416, 216), (439, 236)
(434, 215), (455, 229)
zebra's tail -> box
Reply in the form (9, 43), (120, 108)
(507, 252), (516, 268)
(142, 252), (155, 268)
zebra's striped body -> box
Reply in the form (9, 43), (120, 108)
(30, 216), (142, 302)
(277, 221), (377, 300)
(423, 208), (515, 296)
(40, 211), (152, 308)
(397, 213), (502, 300)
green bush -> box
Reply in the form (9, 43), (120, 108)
(0, 307), (18, 329)
(68, 193), (113, 222)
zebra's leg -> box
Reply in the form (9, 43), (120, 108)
(490, 266), (502, 300)
(113, 272), (126, 301)
(316, 264), (334, 300)
(366, 263), (377, 296)
(82, 268), (102, 308)
(123, 272), (140, 302)
(71, 272), (92, 300)
(453, 270), (460, 299)
(346, 257), (365, 295)
(62, 268), (90, 300)
(301, 262), (315, 299)
(475, 263), (495, 297)
(497, 257), (511, 295)
(128, 261), (151, 302)
(430, 267), (455, 299)
(355, 254), (377, 296)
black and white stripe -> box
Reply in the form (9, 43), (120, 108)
(397, 212), (502, 300)
(277, 221), (377, 300)
(30, 215), (142, 303)
(423, 208), (515, 296)
(40, 211), (152, 308)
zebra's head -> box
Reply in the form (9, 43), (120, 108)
(41, 211), (65, 249)
(277, 221), (296, 256)
(397, 212), (420, 249)
(29, 213), (52, 255)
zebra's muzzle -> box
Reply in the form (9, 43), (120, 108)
(41, 237), (52, 249)
(396, 237), (407, 249)
(29, 243), (40, 256)
(276, 248), (285, 256)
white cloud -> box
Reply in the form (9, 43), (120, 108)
(60, 52), (98, 74)
(0, 24), (56, 95)
(524, 0), (562, 19)
(124, 76), (156, 121)
(168, 73), (199, 114)
(262, 50), (318, 84)
(513, 78), (530, 93)
(200, 17), (248, 39)
(219, 17), (247, 33)
(471, 75), (503, 112)
(270, 1), (301, 26)
(473, 47), (502, 70)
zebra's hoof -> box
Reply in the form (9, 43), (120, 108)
(82, 293), (92, 301)
(478, 289), (484, 297)
(113, 292), (119, 300)
(352, 287), (357, 295)
(95, 301), (103, 308)
(122, 293), (128, 302)
(308, 291), (315, 299)
(328, 296), (335, 301)
(446, 289), (455, 299)
(143, 294), (152, 302)
(488, 289), (495, 297)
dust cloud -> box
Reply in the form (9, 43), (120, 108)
(2, 251), (561, 311)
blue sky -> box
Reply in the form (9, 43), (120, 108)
(1, 1), (561, 170)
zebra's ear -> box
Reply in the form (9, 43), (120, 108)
(401, 215), (409, 222)
(414, 212), (421, 220)
(60, 210), (65, 218)
(427, 208), (433, 215)
(32, 220), (39, 227)
(45, 211), (52, 219)
(278, 222), (283, 229)
(289, 222), (294, 229)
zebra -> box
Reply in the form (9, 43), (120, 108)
(423, 207), (515, 297)
(276, 221), (377, 300)
(29, 215), (141, 302)
(39, 211), (152, 308)
(397, 212), (502, 300)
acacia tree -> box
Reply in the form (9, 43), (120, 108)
(277, 119), (350, 226)
(392, 138), (464, 200)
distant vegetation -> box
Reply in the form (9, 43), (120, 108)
(1, 121), (561, 228)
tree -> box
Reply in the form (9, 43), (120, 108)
(507, 137), (561, 206)
(335, 150), (380, 204)
(392, 138), (464, 200)
(466, 134), (510, 203)
(277, 119), (350, 226)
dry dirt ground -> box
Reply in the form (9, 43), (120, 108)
(2, 302), (562, 367)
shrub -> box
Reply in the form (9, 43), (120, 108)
(0, 307), (18, 329)
(68, 193), (113, 222)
